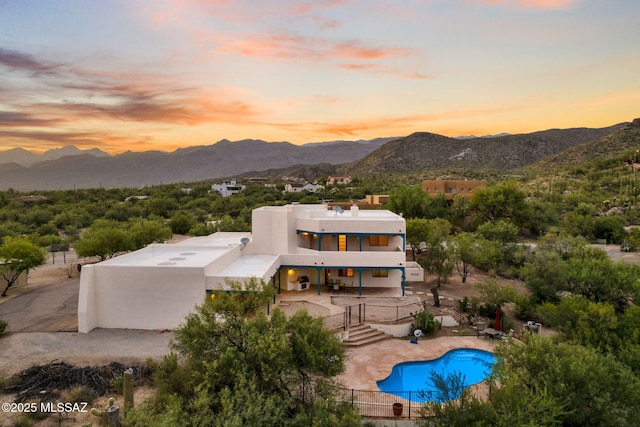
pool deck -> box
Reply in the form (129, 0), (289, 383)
(337, 336), (496, 391)
(275, 289), (496, 392)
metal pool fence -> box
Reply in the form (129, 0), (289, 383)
(321, 301), (425, 330)
(336, 387), (423, 419)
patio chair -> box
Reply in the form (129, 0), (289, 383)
(477, 321), (486, 338)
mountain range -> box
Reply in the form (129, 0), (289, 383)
(0, 138), (394, 190)
(0, 146), (111, 167)
(0, 121), (636, 190)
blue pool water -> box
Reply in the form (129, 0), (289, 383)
(376, 348), (496, 402)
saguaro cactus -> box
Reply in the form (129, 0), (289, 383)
(123, 367), (134, 416)
(91, 397), (120, 427)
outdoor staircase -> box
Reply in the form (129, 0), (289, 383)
(342, 323), (393, 347)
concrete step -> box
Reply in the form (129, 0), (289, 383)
(343, 324), (393, 347)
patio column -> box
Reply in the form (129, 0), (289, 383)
(272, 274), (277, 305)
(277, 269), (281, 294)
(358, 269), (363, 296)
(317, 268), (322, 295)
(401, 268), (406, 297)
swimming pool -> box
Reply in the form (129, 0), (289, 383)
(376, 348), (496, 403)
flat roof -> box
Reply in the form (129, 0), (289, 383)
(175, 232), (251, 247)
(255, 204), (403, 221)
(215, 254), (280, 278)
(98, 232), (251, 268)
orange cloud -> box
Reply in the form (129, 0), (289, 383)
(0, 129), (154, 153)
(271, 104), (526, 140)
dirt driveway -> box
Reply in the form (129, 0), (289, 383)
(0, 260), (174, 379)
(0, 277), (78, 333)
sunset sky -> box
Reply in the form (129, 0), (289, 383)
(1, 0), (638, 154)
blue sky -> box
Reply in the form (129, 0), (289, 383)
(1, 0), (638, 153)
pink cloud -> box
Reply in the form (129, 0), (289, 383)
(216, 34), (411, 63)
(402, 72), (432, 79)
(476, 0), (576, 9)
(338, 63), (380, 71)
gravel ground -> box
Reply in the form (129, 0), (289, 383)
(1, 254), (175, 378)
(0, 329), (174, 378)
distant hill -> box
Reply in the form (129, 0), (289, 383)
(523, 119), (640, 173)
(337, 124), (626, 176)
(0, 138), (390, 190)
(0, 146), (111, 167)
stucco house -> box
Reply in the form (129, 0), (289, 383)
(327, 176), (352, 186)
(421, 179), (486, 201)
(78, 203), (409, 333)
(283, 182), (325, 193)
(211, 179), (246, 197)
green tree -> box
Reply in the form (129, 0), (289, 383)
(128, 279), (359, 426)
(74, 220), (134, 261)
(386, 184), (430, 218)
(0, 237), (46, 296)
(467, 181), (530, 227)
(144, 197), (178, 218)
(419, 219), (454, 286)
(127, 218), (173, 249)
(406, 218), (429, 261)
(520, 250), (568, 303)
(494, 335), (640, 427)
(561, 202), (597, 240)
(450, 232), (483, 283)
(536, 231), (589, 260)
(566, 257), (640, 309)
(476, 219), (519, 245)
(592, 215), (627, 244)
(168, 212), (195, 235)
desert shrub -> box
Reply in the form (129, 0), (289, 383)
(13, 414), (35, 427)
(410, 308), (441, 335)
(0, 319), (7, 336)
(60, 385), (96, 405)
(514, 295), (538, 321)
(110, 376), (124, 394)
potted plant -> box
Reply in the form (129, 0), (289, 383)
(392, 402), (403, 416)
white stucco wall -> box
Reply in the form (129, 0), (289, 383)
(368, 322), (413, 338)
(405, 261), (424, 282)
(78, 264), (205, 333)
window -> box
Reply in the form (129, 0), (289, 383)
(372, 269), (389, 277)
(338, 234), (347, 251)
(338, 268), (354, 277)
(369, 235), (389, 246)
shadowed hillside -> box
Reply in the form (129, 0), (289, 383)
(338, 124), (625, 176)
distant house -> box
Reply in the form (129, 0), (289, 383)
(421, 180), (486, 201)
(212, 179), (246, 197)
(124, 195), (150, 202)
(327, 176), (352, 186)
(364, 195), (389, 205)
(284, 182), (325, 193)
